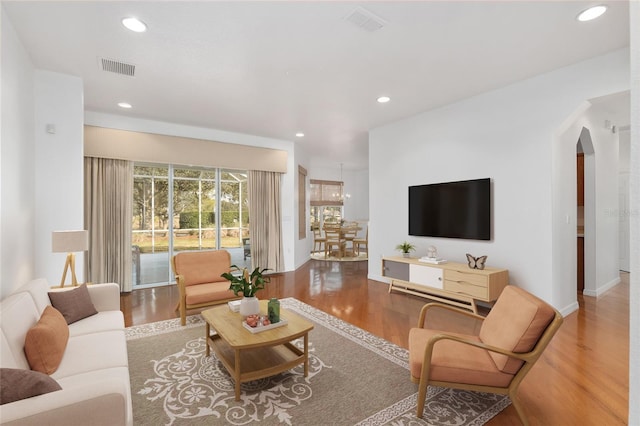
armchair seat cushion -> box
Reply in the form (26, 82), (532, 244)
(184, 282), (235, 306)
(409, 328), (514, 388)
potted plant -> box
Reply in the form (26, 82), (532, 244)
(222, 265), (271, 316)
(396, 241), (416, 258)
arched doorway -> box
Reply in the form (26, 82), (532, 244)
(576, 127), (595, 295)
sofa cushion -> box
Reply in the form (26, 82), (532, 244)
(13, 278), (52, 315)
(54, 367), (132, 426)
(48, 284), (98, 325)
(24, 306), (69, 374)
(0, 368), (62, 404)
(1, 292), (41, 370)
(479, 286), (555, 374)
(67, 311), (125, 337)
(184, 282), (236, 305)
(173, 250), (231, 286)
(409, 328), (514, 388)
(52, 330), (128, 380)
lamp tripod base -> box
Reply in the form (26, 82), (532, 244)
(59, 252), (80, 288)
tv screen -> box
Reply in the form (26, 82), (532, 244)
(408, 178), (491, 240)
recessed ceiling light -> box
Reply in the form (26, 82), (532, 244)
(122, 17), (147, 32)
(295, 132), (305, 138)
(118, 102), (132, 109)
(377, 96), (391, 103)
(577, 5), (607, 22)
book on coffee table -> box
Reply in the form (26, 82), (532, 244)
(228, 300), (241, 312)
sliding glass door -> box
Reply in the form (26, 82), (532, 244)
(172, 168), (217, 253)
(132, 164), (249, 288)
(220, 170), (249, 250)
(132, 166), (170, 287)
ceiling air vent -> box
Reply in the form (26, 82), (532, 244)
(345, 7), (387, 32)
(99, 57), (136, 77)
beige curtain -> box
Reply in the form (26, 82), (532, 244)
(248, 170), (284, 272)
(84, 157), (133, 292)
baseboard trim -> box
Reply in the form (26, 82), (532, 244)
(560, 301), (580, 317)
(368, 274), (388, 284)
(583, 276), (621, 298)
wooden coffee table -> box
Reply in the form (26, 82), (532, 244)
(201, 300), (314, 401)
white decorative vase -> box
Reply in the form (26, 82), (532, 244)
(403, 253), (411, 258)
(239, 296), (260, 317)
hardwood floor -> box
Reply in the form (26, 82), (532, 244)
(120, 260), (629, 425)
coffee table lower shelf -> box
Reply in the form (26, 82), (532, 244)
(207, 333), (308, 401)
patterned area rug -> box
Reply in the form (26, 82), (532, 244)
(126, 298), (510, 425)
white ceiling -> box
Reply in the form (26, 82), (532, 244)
(2, 1), (630, 170)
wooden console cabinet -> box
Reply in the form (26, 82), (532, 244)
(382, 256), (509, 313)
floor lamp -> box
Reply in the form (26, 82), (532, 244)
(52, 230), (89, 287)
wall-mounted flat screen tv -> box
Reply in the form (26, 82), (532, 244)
(408, 178), (491, 240)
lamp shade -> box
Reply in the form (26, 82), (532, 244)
(52, 230), (89, 253)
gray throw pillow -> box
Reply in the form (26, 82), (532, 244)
(0, 368), (62, 404)
(48, 283), (98, 324)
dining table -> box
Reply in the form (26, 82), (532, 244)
(322, 223), (362, 258)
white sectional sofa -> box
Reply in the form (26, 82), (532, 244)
(0, 279), (132, 425)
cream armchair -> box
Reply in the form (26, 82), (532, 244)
(409, 285), (563, 426)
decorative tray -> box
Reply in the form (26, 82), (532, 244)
(242, 318), (288, 334)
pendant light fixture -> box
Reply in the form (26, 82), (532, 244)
(333, 163), (351, 201)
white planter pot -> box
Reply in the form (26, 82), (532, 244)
(239, 296), (260, 317)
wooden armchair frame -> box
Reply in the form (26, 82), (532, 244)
(413, 302), (563, 426)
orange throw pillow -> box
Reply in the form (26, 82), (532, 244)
(24, 306), (69, 375)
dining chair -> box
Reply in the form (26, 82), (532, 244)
(409, 285), (563, 425)
(324, 227), (345, 258)
(353, 225), (368, 256)
(342, 226), (358, 257)
(312, 227), (326, 254)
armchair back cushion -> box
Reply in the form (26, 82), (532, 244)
(479, 285), (555, 374)
(173, 250), (231, 286)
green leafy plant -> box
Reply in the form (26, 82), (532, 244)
(395, 241), (416, 254)
(221, 265), (271, 297)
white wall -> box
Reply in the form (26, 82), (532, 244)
(352, 169), (370, 222)
(34, 71), (84, 286)
(0, 9), (36, 298)
(369, 48), (629, 313)
(84, 111), (300, 272)
(618, 128), (630, 272)
(628, 2), (639, 423)
(293, 143), (312, 269)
